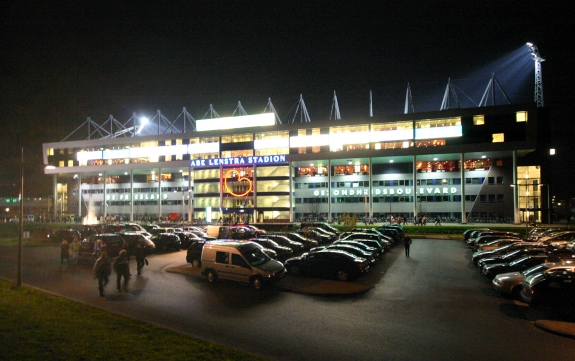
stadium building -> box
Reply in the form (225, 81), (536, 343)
(42, 102), (550, 225)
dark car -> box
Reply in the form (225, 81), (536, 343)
(334, 239), (380, 257)
(249, 238), (293, 260)
(520, 264), (575, 304)
(340, 233), (385, 253)
(477, 247), (549, 268)
(264, 234), (305, 253)
(284, 249), (369, 281)
(285, 232), (319, 249)
(296, 228), (331, 244)
(47, 229), (81, 243)
(151, 233), (182, 251)
(377, 224), (405, 240)
(174, 231), (206, 249)
(482, 254), (551, 279)
(323, 244), (377, 264)
(119, 232), (156, 255)
(78, 233), (126, 264)
(305, 227), (338, 241)
(186, 239), (206, 268)
(300, 221), (340, 236)
(472, 242), (543, 263)
(350, 228), (395, 246)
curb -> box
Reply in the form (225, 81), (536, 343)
(534, 320), (575, 339)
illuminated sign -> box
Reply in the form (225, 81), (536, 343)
(196, 113), (275, 131)
(190, 155), (286, 167)
(105, 194), (169, 201)
(224, 170), (253, 197)
(313, 187), (459, 197)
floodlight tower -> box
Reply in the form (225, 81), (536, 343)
(526, 42), (545, 107)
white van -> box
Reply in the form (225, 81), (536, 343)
(200, 241), (286, 289)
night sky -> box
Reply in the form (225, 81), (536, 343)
(1, 1), (573, 198)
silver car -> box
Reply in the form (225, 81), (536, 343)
(492, 261), (571, 296)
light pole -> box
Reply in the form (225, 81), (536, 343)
(538, 184), (551, 224)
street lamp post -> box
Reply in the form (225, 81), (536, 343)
(538, 184), (551, 225)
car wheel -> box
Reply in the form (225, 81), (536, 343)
(336, 270), (349, 281)
(511, 285), (521, 299)
(289, 266), (300, 276)
(252, 277), (263, 290)
(191, 258), (201, 268)
(206, 270), (217, 283)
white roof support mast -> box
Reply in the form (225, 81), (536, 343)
(526, 42), (545, 107)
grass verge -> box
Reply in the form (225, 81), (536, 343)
(0, 277), (265, 361)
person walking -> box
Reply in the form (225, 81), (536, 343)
(134, 242), (147, 275)
(60, 240), (70, 267)
(93, 251), (111, 297)
(69, 238), (81, 265)
(93, 238), (102, 259)
(435, 217), (441, 226)
(403, 235), (412, 257)
(113, 250), (131, 292)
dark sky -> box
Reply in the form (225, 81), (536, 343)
(1, 1), (573, 197)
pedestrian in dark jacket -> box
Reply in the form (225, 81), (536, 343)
(93, 251), (111, 297)
(404, 235), (412, 257)
(114, 250), (130, 292)
(134, 243), (147, 275)
(60, 240), (70, 266)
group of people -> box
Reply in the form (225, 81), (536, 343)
(60, 237), (148, 297)
(59, 238), (81, 267)
(92, 243), (148, 297)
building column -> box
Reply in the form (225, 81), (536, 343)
(158, 168), (162, 222)
(460, 153), (466, 224)
(327, 160), (331, 222)
(53, 174), (57, 221)
(251, 164), (256, 224)
(129, 170), (134, 222)
(188, 166), (193, 223)
(103, 171), (107, 219)
(77, 174), (82, 220)
(513, 150), (519, 224)
(368, 158), (373, 219)
(289, 163), (294, 223)
(412, 156), (417, 219)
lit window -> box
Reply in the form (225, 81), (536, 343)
(59, 161), (64, 167)
(68, 160), (74, 167)
(516, 111), (528, 122)
(492, 133), (504, 143)
(473, 115), (484, 125)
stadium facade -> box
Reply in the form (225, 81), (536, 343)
(42, 103), (549, 224)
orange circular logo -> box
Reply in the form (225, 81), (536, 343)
(224, 170), (253, 197)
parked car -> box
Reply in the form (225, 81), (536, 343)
(119, 232), (156, 255)
(334, 239), (380, 258)
(482, 254), (551, 279)
(477, 238), (529, 252)
(296, 228), (331, 244)
(103, 223), (147, 234)
(339, 234), (385, 253)
(520, 264), (575, 304)
(305, 227), (338, 241)
(150, 233), (181, 251)
(243, 225), (267, 236)
(492, 261), (570, 296)
(300, 221), (340, 236)
(472, 242), (543, 263)
(377, 224), (405, 241)
(284, 249), (369, 281)
(200, 241), (286, 289)
(284, 232), (319, 250)
(78, 233), (126, 264)
(249, 238), (293, 260)
(314, 244), (377, 264)
(186, 239), (206, 268)
(47, 229), (81, 243)
(476, 247), (551, 267)
(264, 234), (305, 253)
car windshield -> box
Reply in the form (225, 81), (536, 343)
(502, 250), (521, 259)
(239, 244), (270, 267)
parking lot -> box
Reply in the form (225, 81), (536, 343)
(1, 237), (574, 361)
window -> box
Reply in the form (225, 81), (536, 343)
(497, 176), (504, 184)
(488, 177), (495, 184)
(473, 115), (485, 125)
(231, 254), (246, 267)
(516, 111), (527, 122)
(497, 194), (504, 203)
(479, 195), (487, 203)
(492, 133), (504, 143)
(215, 251), (229, 264)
